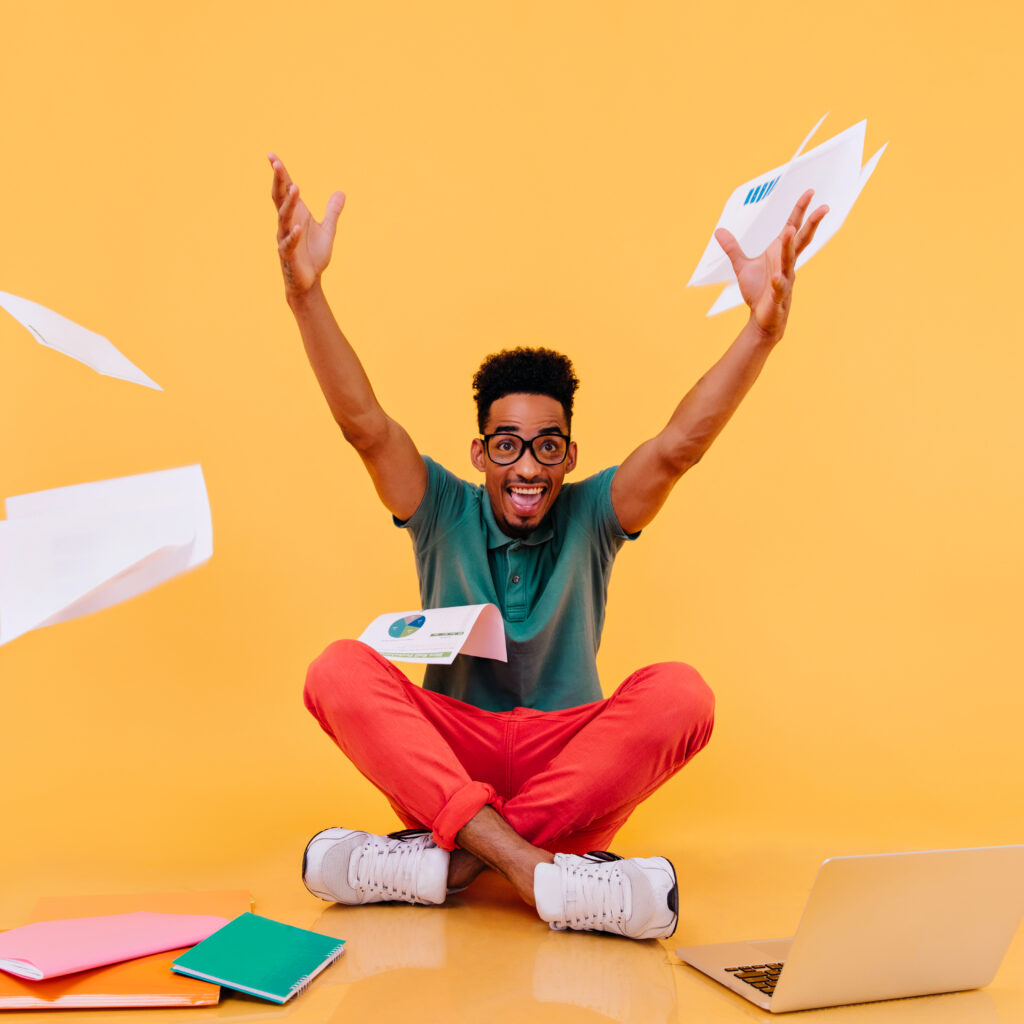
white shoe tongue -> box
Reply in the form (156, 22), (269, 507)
(533, 863), (567, 923)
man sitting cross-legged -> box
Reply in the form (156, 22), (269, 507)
(270, 153), (826, 940)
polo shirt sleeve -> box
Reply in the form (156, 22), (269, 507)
(578, 465), (641, 561)
(393, 455), (476, 550)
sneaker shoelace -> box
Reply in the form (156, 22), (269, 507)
(349, 832), (430, 901)
(559, 854), (632, 930)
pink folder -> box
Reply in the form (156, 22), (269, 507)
(0, 912), (228, 981)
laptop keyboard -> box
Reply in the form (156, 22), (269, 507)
(725, 962), (785, 996)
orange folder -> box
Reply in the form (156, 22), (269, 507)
(0, 889), (252, 1010)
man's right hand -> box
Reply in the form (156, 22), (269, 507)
(269, 153), (346, 298)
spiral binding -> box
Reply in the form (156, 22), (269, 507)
(290, 940), (346, 998)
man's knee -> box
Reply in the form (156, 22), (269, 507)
(632, 662), (716, 755)
(662, 662), (715, 726)
(630, 661), (715, 723)
(303, 638), (382, 721)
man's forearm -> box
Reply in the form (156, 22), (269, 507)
(287, 282), (388, 450)
(611, 314), (785, 533)
(661, 315), (781, 472)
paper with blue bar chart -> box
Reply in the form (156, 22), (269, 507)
(688, 116), (887, 315)
(358, 604), (507, 664)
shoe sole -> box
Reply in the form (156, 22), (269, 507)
(661, 855), (679, 940)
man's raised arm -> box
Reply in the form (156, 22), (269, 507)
(611, 190), (828, 535)
(270, 154), (427, 521)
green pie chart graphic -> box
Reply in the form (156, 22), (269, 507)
(388, 613), (426, 639)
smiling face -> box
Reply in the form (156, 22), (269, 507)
(470, 392), (578, 538)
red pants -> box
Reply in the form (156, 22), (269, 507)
(304, 640), (715, 854)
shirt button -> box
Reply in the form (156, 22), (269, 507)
(511, 575), (521, 584)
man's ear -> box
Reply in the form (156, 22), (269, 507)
(565, 440), (578, 473)
(470, 437), (486, 472)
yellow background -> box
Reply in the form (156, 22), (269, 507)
(1, 0), (1021, 941)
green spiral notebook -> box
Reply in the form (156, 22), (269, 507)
(170, 913), (345, 1004)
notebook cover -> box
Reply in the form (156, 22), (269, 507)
(171, 912), (346, 1004)
(0, 890), (251, 1010)
(0, 912), (231, 980)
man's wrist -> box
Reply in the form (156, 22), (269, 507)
(286, 278), (326, 314)
(747, 313), (785, 349)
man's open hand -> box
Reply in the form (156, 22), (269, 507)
(714, 190), (828, 339)
(270, 153), (346, 297)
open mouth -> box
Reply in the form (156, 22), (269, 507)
(506, 484), (546, 519)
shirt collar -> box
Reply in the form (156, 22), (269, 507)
(480, 487), (555, 549)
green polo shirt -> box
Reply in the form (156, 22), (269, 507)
(396, 455), (638, 711)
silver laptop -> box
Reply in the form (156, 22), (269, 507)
(676, 845), (1024, 1013)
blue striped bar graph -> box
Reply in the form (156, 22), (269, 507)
(743, 176), (780, 205)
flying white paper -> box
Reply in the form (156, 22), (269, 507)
(359, 604), (507, 665)
(0, 465), (211, 646)
(0, 290), (161, 390)
(688, 116), (887, 315)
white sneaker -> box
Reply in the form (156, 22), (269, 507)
(302, 827), (449, 906)
(533, 851), (678, 940)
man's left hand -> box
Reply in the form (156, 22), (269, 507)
(714, 190), (828, 340)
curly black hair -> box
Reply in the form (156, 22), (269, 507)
(472, 347), (579, 433)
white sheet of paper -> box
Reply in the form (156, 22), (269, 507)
(687, 117), (886, 315)
(358, 604), (507, 665)
(0, 290), (161, 390)
(0, 465), (211, 646)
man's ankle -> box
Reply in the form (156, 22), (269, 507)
(447, 848), (486, 892)
(455, 805), (554, 905)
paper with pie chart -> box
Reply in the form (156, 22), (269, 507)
(358, 604), (507, 664)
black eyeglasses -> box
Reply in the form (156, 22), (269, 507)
(481, 432), (571, 466)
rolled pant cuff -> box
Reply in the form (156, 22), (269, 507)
(432, 781), (498, 851)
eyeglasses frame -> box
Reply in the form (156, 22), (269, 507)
(480, 431), (572, 466)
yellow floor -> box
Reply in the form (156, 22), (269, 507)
(4, 828), (1023, 1024)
